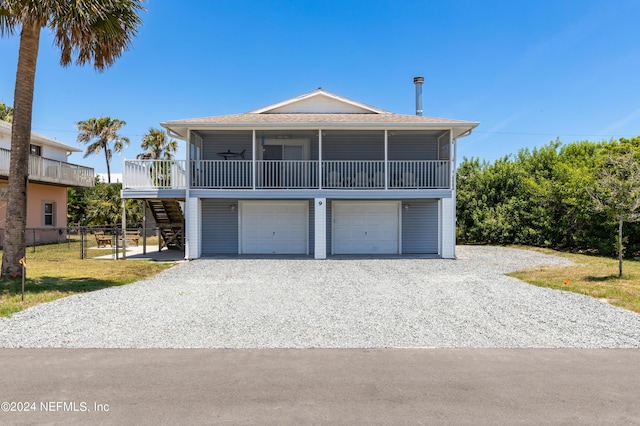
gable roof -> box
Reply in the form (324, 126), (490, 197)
(0, 120), (81, 152)
(162, 88), (479, 139)
(170, 113), (472, 126)
(249, 88), (391, 114)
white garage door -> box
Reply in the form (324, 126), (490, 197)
(240, 201), (308, 254)
(333, 201), (400, 254)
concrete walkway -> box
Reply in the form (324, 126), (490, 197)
(90, 244), (185, 261)
(1, 348), (639, 425)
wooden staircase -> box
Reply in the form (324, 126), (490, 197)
(146, 199), (185, 250)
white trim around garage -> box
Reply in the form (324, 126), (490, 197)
(331, 200), (402, 255)
(238, 200), (309, 255)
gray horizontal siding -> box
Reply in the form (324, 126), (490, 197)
(308, 200), (315, 255)
(438, 130), (451, 161)
(202, 198), (316, 255)
(255, 130), (320, 161)
(327, 198), (439, 255)
(326, 199), (332, 254)
(323, 131), (385, 160)
(402, 199), (439, 254)
(388, 132), (439, 161)
(197, 130), (444, 162)
(200, 197), (439, 256)
(201, 199), (238, 254)
(203, 132), (253, 160)
(201, 130), (321, 161)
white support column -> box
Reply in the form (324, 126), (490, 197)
(185, 197), (201, 259)
(252, 130), (256, 190)
(185, 133), (191, 189)
(384, 130), (388, 190)
(451, 131), (457, 258)
(441, 197), (455, 259)
(318, 129), (323, 189)
(184, 130), (192, 261)
(314, 198), (327, 259)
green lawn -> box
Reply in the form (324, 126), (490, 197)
(0, 238), (175, 317)
(508, 246), (640, 314)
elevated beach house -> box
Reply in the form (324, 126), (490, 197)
(122, 83), (478, 259)
(0, 120), (94, 245)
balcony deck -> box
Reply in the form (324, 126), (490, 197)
(0, 148), (94, 187)
(123, 159), (451, 191)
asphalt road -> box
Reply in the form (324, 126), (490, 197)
(1, 348), (639, 425)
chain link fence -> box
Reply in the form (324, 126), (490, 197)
(0, 226), (162, 260)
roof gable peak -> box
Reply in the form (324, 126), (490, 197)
(249, 88), (391, 115)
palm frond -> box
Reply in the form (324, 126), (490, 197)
(138, 127), (178, 160)
(82, 139), (104, 158)
(0, 0), (58, 31)
(0, 3), (17, 36)
(50, 0), (145, 70)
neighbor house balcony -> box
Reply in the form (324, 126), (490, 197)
(123, 159), (451, 190)
(0, 148), (94, 187)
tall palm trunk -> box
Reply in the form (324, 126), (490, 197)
(1, 24), (41, 278)
(105, 152), (111, 183)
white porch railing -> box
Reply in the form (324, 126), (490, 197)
(192, 160), (252, 188)
(0, 148), (94, 187)
(388, 160), (450, 189)
(323, 160), (450, 188)
(123, 160), (186, 189)
(123, 159), (450, 190)
(257, 161), (318, 188)
(323, 160), (386, 188)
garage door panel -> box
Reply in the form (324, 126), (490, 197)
(333, 201), (399, 254)
(240, 201), (308, 254)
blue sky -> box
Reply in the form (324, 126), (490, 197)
(1, 0), (639, 176)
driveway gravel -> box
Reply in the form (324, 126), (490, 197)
(1, 246), (639, 348)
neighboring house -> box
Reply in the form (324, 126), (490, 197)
(0, 120), (94, 245)
(122, 87), (478, 259)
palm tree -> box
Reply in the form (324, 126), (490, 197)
(136, 128), (178, 187)
(77, 116), (130, 183)
(136, 128), (178, 160)
(0, 102), (12, 122)
(0, 0), (145, 278)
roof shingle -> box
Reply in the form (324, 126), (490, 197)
(165, 113), (473, 126)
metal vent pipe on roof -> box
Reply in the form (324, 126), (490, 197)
(413, 76), (424, 116)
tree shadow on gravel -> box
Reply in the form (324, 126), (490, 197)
(1, 276), (123, 295)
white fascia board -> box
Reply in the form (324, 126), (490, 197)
(160, 123), (189, 140)
(169, 122), (479, 133)
(249, 89), (390, 114)
(249, 89), (324, 113)
(0, 120), (81, 152)
(161, 120), (479, 141)
(172, 122), (479, 133)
